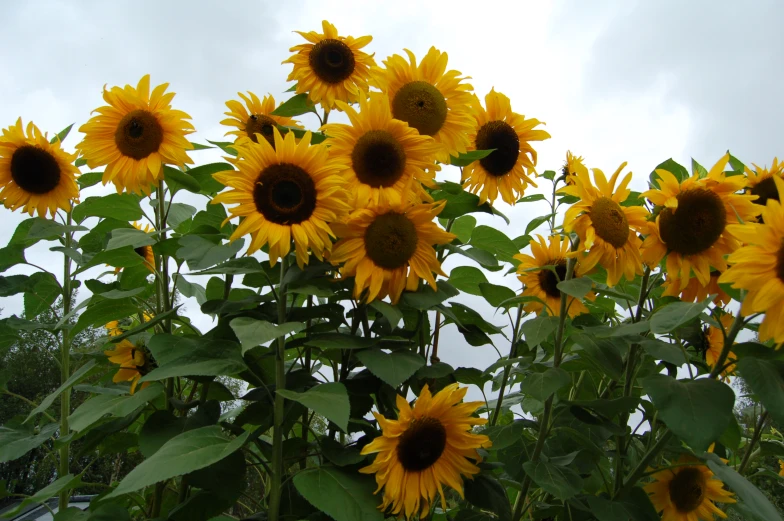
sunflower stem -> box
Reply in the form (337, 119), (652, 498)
(58, 208), (74, 512)
(491, 304), (524, 426)
(738, 411), (768, 474)
(708, 302), (744, 380)
(269, 255), (289, 521)
(300, 296), (313, 470)
(614, 430), (674, 499)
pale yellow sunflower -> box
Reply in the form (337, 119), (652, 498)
(330, 200), (455, 304)
(212, 128), (350, 269)
(641, 154), (760, 290)
(283, 20), (375, 110)
(77, 74), (194, 195)
(104, 339), (150, 395)
(720, 175), (784, 344)
(559, 162), (648, 286)
(370, 47), (474, 163)
(221, 91), (304, 146)
(360, 384), (491, 519)
(704, 313), (737, 382)
(514, 235), (595, 317)
(745, 156), (783, 210)
(563, 150), (588, 185)
(645, 455), (735, 521)
(0, 118), (79, 218)
(462, 89), (550, 205)
(322, 92), (441, 209)
(662, 271), (731, 306)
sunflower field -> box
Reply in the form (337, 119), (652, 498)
(2, 18), (784, 521)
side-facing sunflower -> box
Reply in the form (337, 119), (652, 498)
(645, 454), (735, 521)
(104, 339), (151, 394)
(779, 460), (784, 477)
(720, 175), (784, 344)
(0, 118), (79, 218)
(563, 150), (588, 185)
(114, 222), (155, 274)
(360, 384), (491, 519)
(641, 154), (760, 291)
(77, 74), (194, 195)
(559, 162), (648, 286)
(322, 92), (441, 209)
(704, 313), (737, 382)
(283, 20), (375, 110)
(745, 157), (783, 210)
(462, 89), (550, 205)
(221, 91), (304, 147)
(514, 235), (595, 317)
(370, 47), (474, 163)
(662, 271), (731, 306)
(330, 201), (455, 304)
(213, 128), (350, 268)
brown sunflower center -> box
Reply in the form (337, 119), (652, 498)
(9, 145), (62, 194)
(351, 130), (407, 188)
(668, 467), (706, 513)
(396, 416), (447, 472)
(475, 120), (520, 177)
(590, 197), (630, 248)
(658, 188), (726, 256)
(750, 176), (778, 208)
(538, 262), (567, 299)
(777, 240), (784, 283)
(309, 38), (355, 84)
(114, 109), (164, 160)
(391, 81), (448, 136)
(134, 245), (151, 258)
(253, 163), (317, 225)
(364, 212), (418, 270)
(245, 114), (277, 146)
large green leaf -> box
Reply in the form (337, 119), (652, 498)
(736, 357), (784, 425)
(519, 367), (571, 401)
(271, 93), (317, 117)
(187, 162), (233, 194)
(571, 333), (624, 380)
(451, 215), (477, 243)
(355, 348), (425, 388)
(26, 360), (98, 422)
(70, 297), (139, 337)
(0, 244), (26, 273)
(23, 271), (61, 319)
(449, 149), (495, 167)
(448, 266), (488, 296)
(432, 185), (494, 220)
(523, 460), (583, 500)
(0, 420), (59, 463)
(293, 466), (383, 521)
(638, 338), (686, 366)
(641, 375), (734, 451)
(106, 228), (155, 251)
(305, 333), (378, 350)
(470, 225), (518, 262)
(164, 165), (202, 194)
(230, 317), (305, 355)
(68, 383), (163, 432)
(464, 474), (512, 521)
(107, 426), (250, 498)
(650, 158), (690, 188)
(369, 300), (402, 328)
(521, 316), (559, 347)
(556, 277), (593, 299)
(479, 283), (516, 307)
(72, 193), (143, 223)
(399, 281), (459, 310)
(178, 235), (244, 271)
(649, 299), (711, 334)
(1, 474), (81, 517)
(141, 334), (247, 381)
(703, 453), (783, 521)
(585, 488), (659, 521)
(277, 382), (350, 432)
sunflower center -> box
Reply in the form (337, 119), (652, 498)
(253, 163), (317, 225)
(475, 120), (520, 177)
(391, 81), (448, 136)
(658, 188), (726, 256)
(777, 240), (784, 283)
(351, 130), (407, 188)
(134, 246), (150, 258)
(309, 38), (355, 84)
(114, 109), (164, 160)
(9, 145), (62, 194)
(538, 262), (567, 299)
(364, 212), (418, 270)
(396, 416), (447, 472)
(245, 114), (277, 146)
(590, 197), (630, 249)
(668, 467), (706, 513)
(750, 176), (778, 207)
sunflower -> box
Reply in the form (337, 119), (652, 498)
(212, 128), (350, 269)
(645, 455), (735, 521)
(662, 271), (731, 306)
(360, 383), (490, 519)
(719, 176), (784, 345)
(559, 162), (648, 286)
(77, 74), (194, 195)
(322, 92), (441, 209)
(105, 321), (123, 337)
(641, 154), (760, 290)
(104, 339), (151, 394)
(330, 201), (454, 304)
(745, 157), (783, 210)
(0, 118), (79, 218)
(704, 313), (737, 382)
(114, 222), (155, 274)
(283, 20), (375, 110)
(462, 89), (550, 205)
(563, 150), (588, 185)
(221, 91), (304, 147)
(779, 460), (784, 477)
(370, 47), (474, 164)
(514, 235), (595, 317)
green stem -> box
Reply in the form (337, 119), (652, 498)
(300, 296), (313, 470)
(738, 411), (768, 474)
(58, 209), (74, 511)
(269, 256), (289, 521)
(615, 430), (673, 498)
(491, 305), (524, 426)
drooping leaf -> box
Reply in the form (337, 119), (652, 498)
(448, 266), (489, 296)
(451, 215), (477, 243)
(106, 228), (155, 251)
(70, 297), (139, 337)
(26, 360), (98, 422)
(478, 283), (516, 308)
(736, 357), (784, 425)
(464, 474), (512, 521)
(164, 165), (202, 194)
(23, 272), (61, 319)
(305, 333), (378, 350)
(72, 193), (143, 223)
(271, 93), (317, 117)
(68, 383), (164, 432)
(521, 316), (559, 347)
(556, 277), (593, 299)
(277, 382), (350, 432)
(571, 333), (624, 380)
(519, 367), (571, 401)
(703, 452), (783, 521)
(522, 460), (583, 500)
(470, 225), (518, 262)
(178, 235), (245, 271)
(355, 349), (425, 388)
(0, 421), (59, 463)
(293, 466), (383, 521)
(449, 149), (495, 167)
(649, 299), (711, 334)
(230, 317), (306, 355)
(1, 474), (81, 517)
(141, 334), (247, 381)
(399, 281), (459, 310)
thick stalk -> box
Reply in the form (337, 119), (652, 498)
(490, 305), (525, 426)
(738, 411), (768, 474)
(269, 256), (289, 521)
(58, 210), (74, 511)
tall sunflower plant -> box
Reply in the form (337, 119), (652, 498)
(1, 19), (783, 521)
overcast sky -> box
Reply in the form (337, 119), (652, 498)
(1, 0), (781, 395)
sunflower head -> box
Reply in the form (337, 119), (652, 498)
(563, 150), (587, 185)
(212, 127), (350, 269)
(221, 92), (304, 147)
(104, 339), (152, 394)
(330, 200), (455, 304)
(704, 313), (736, 381)
(461, 89), (550, 205)
(779, 460), (784, 477)
(745, 157), (783, 210)
(77, 74), (194, 195)
(360, 384), (490, 519)
(662, 270), (731, 306)
(0, 118), (80, 218)
(283, 20), (375, 110)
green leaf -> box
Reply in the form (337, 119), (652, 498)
(432, 186), (494, 220)
(399, 281), (459, 310)
(719, 415), (742, 451)
(449, 149), (495, 167)
(641, 375), (734, 451)
(293, 466), (383, 521)
(1, 474), (81, 517)
(726, 151), (746, 173)
(0, 244), (26, 273)
(586, 489), (660, 521)
(74, 246), (145, 274)
(736, 357), (784, 426)
(68, 383), (163, 432)
(320, 437), (365, 466)
(519, 367), (571, 401)
(556, 277), (593, 299)
(571, 333), (624, 380)
(0, 421), (59, 463)
(483, 420), (529, 450)
(23, 272), (61, 319)
(174, 274), (207, 305)
(139, 410), (185, 458)
(71, 298), (139, 337)
(639, 338), (686, 366)
(355, 349), (425, 388)
(188, 162), (234, 194)
(305, 333), (378, 350)
(464, 474), (512, 521)
(271, 93), (317, 117)
(451, 215), (477, 243)
(277, 382), (350, 432)
(178, 235), (245, 271)
(107, 426), (250, 498)
(649, 299), (711, 334)
(191, 256), (267, 275)
(50, 123), (74, 144)
(479, 283), (516, 307)
(521, 316), (559, 347)
(691, 158), (709, 178)
(470, 225), (518, 262)
(26, 360), (98, 422)
(230, 317), (306, 355)
(72, 193), (143, 223)
(449, 266), (489, 296)
(165, 202), (198, 229)
(369, 300), (402, 328)
(106, 228), (155, 251)
(522, 460), (583, 500)
(525, 214), (552, 235)
(164, 165), (202, 194)
(703, 452), (783, 521)
(141, 334), (247, 381)
(650, 158), (689, 188)
(77, 171), (104, 188)
(517, 193), (547, 203)
(277, 125), (327, 145)
(206, 140), (238, 156)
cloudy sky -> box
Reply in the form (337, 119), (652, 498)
(1, 0), (781, 394)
